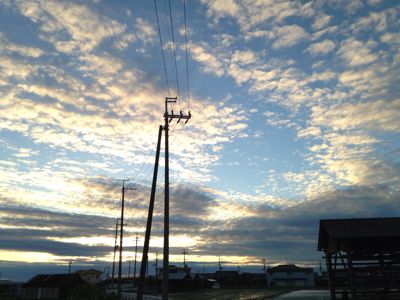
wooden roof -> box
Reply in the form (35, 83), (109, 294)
(23, 274), (83, 288)
(318, 217), (400, 253)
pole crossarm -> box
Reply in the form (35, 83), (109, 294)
(164, 98), (191, 125)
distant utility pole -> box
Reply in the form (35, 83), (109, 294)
(68, 261), (72, 274)
(162, 97), (191, 300)
(218, 258), (222, 271)
(263, 258), (266, 271)
(182, 249), (188, 267)
(111, 218), (121, 287)
(118, 179), (136, 298)
(134, 233), (139, 281)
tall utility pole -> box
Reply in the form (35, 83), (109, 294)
(163, 97), (191, 300)
(68, 261), (72, 274)
(118, 179), (136, 298)
(182, 249), (188, 267)
(137, 126), (163, 300)
(134, 234), (139, 281)
(155, 252), (159, 283)
(112, 218), (120, 288)
(218, 258), (222, 271)
(263, 258), (266, 271)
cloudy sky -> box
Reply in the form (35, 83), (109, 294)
(1, 0), (399, 281)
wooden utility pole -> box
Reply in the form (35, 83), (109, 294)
(111, 218), (120, 288)
(162, 97), (191, 300)
(118, 180), (136, 298)
(134, 234), (139, 281)
(137, 126), (163, 300)
(155, 252), (159, 283)
(137, 99), (190, 300)
(182, 249), (188, 267)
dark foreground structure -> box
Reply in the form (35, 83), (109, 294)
(22, 274), (84, 299)
(318, 218), (400, 299)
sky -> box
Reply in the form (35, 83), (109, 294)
(0, 0), (399, 281)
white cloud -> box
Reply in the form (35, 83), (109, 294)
(272, 25), (308, 49)
(200, 0), (314, 31)
(380, 32), (400, 45)
(311, 99), (400, 132)
(306, 39), (335, 55)
(350, 8), (399, 34)
(312, 25), (338, 40)
(14, 1), (126, 53)
(200, 0), (239, 19)
(0, 33), (44, 57)
(338, 38), (378, 66)
(134, 18), (156, 42)
(187, 42), (226, 77)
(312, 13), (331, 31)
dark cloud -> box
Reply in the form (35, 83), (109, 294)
(185, 185), (400, 264)
(170, 184), (217, 217)
(2, 185), (400, 281)
(0, 234), (110, 257)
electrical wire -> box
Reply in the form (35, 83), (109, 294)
(154, 0), (171, 97)
(168, 0), (181, 109)
(183, 0), (190, 110)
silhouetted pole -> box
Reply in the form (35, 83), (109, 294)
(137, 125), (162, 300)
(112, 218), (120, 288)
(263, 258), (266, 271)
(182, 249), (188, 267)
(118, 179), (132, 298)
(68, 261), (72, 274)
(219, 258), (222, 271)
(146, 254), (149, 278)
(134, 234), (139, 281)
(155, 252), (159, 285)
(163, 99), (171, 300)
(162, 97), (191, 300)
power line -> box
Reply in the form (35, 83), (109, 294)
(183, 0), (190, 110)
(154, 0), (170, 97)
(168, 0), (181, 108)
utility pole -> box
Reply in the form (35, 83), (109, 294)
(182, 249), (188, 267)
(134, 234), (139, 281)
(118, 179), (136, 298)
(163, 97), (191, 300)
(263, 258), (266, 271)
(155, 252), (159, 284)
(68, 261), (72, 274)
(137, 126), (163, 300)
(128, 261), (131, 278)
(218, 258), (222, 272)
(112, 218), (120, 288)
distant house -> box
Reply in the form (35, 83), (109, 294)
(268, 265), (314, 287)
(214, 270), (241, 287)
(74, 269), (102, 284)
(22, 274), (84, 299)
(0, 279), (23, 297)
(240, 272), (269, 287)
